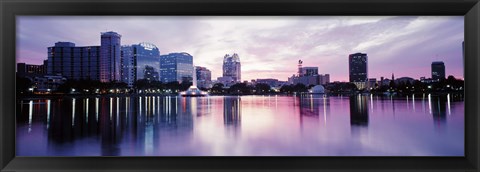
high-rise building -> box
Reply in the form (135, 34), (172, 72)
(431, 61), (445, 81)
(159, 52), (193, 83)
(46, 42), (101, 80)
(195, 66), (212, 89)
(17, 63), (46, 77)
(120, 45), (136, 86)
(318, 74), (330, 85)
(223, 53), (241, 82)
(144, 65), (159, 82)
(349, 53), (368, 82)
(300, 67), (318, 76)
(121, 42), (160, 86)
(100, 31), (122, 82)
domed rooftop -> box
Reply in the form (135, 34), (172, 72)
(139, 42), (158, 51)
(309, 85), (325, 94)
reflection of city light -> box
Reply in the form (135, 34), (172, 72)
(85, 98), (89, 124)
(47, 99), (51, 129)
(117, 97), (120, 126)
(428, 94), (432, 114)
(412, 94), (415, 112)
(28, 100), (33, 133)
(95, 98), (99, 121)
(447, 94), (451, 115)
(72, 98), (76, 126)
(110, 97), (113, 120)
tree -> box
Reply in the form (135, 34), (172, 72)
(255, 83), (271, 94)
(211, 83), (224, 94)
(280, 85), (294, 93)
(16, 76), (32, 94)
(293, 83), (308, 93)
(228, 83), (251, 95)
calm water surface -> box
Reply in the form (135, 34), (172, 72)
(16, 94), (464, 156)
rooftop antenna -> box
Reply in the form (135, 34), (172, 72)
(298, 60), (303, 77)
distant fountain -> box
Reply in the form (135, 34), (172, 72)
(179, 66), (208, 97)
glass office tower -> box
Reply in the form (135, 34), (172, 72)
(159, 52), (193, 83)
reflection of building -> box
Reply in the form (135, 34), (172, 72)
(349, 53), (368, 89)
(288, 61), (330, 86)
(195, 66), (212, 89)
(431, 61), (445, 82)
(223, 53), (241, 82)
(100, 31), (122, 82)
(349, 95), (369, 126)
(121, 42), (161, 86)
(47, 42), (101, 80)
(223, 97), (241, 126)
(430, 95), (447, 126)
(298, 95), (321, 116)
(159, 53), (193, 83)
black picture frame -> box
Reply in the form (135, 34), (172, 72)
(1, 0), (479, 171)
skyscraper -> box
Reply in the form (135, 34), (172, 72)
(349, 53), (368, 83)
(46, 42), (101, 80)
(222, 53), (241, 82)
(159, 52), (193, 83)
(195, 66), (212, 89)
(100, 31), (122, 82)
(144, 65), (159, 81)
(121, 42), (160, 86)
(431, 61), (446, 81)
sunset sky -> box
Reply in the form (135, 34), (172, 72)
(17, 16), (464, 82)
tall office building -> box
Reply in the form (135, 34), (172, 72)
(195, 66), (212, 89)
(300, 67), (318, 76)
(223, 53), (241, 82)
(144, 65), (159, 81)
(17, 63), (46, 77)
(120, 45), (136, 86)
(159, 52), (193, 83)
(100, 31), (122, 82)
(431, 61), (445, 81)
(349, 53), (368, 82)
(121, 42), (161, 86)
(46, 42), (101, 80)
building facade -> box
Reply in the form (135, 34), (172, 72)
(300, 67), (318, 77)
(17, 63), (46, 77)
(195, 66), (212, 89)
(349, 53), (368, 89)
(100, 31), (122, 82)
(46, 42), (101, 80)
(144, 65), (159, 82)
(223, 53), (241, 82)
(159, 52), (194, 83)
(349, 53), (368, 82)
(431, 61), (445, 81)
(121, 42), (161, 86)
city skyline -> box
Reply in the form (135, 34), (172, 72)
(17, 16), (464, 82)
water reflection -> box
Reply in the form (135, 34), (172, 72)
(223, 97), (241, 127)
(16, 94), (464, 156)
(430, 95), (447, 128)
(349, 95), (369, 126)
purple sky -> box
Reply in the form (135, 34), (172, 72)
(17, 16), (464, 82)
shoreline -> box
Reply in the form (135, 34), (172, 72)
(17, 91), (464, 99)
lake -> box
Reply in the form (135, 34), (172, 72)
(16, 94), (464, 156)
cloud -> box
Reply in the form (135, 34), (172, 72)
(17, 16), (463, 82)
